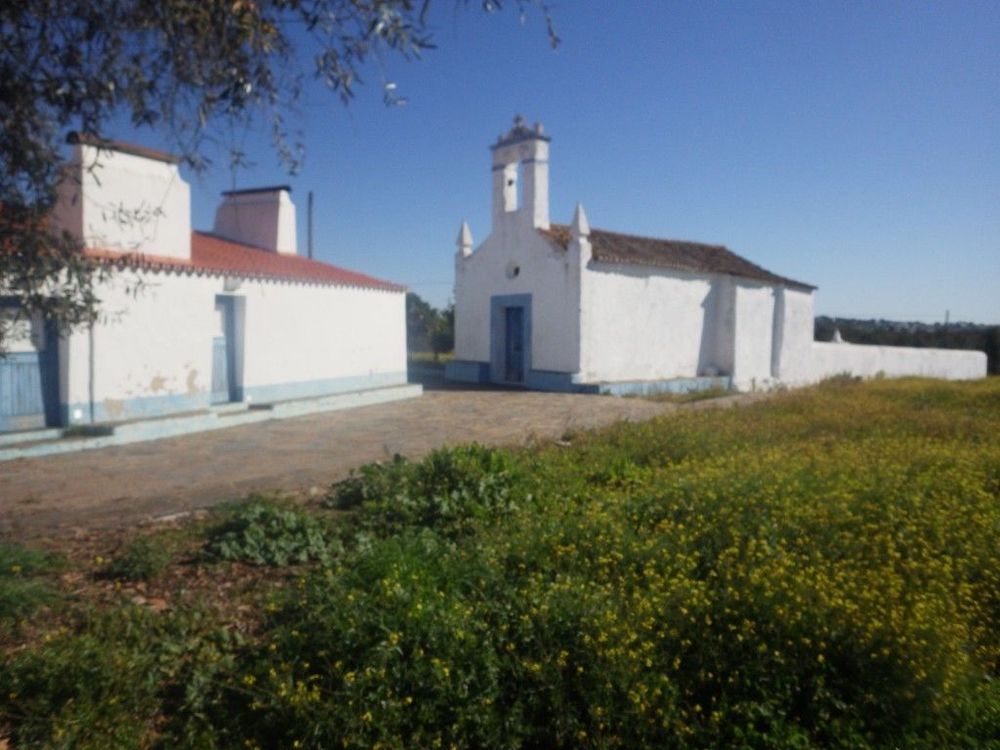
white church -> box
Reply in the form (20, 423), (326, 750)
(446, 117), (986, 394)
(0, 133), (412, 436)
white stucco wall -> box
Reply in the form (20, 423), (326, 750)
(63, 269), (406, 423)
(54, 144), (192, 259)
(240, 281), (405, 391)
(731, 282), (777, 390)
(64, 271), (217, 420)
(810, 341), (987, 382)
(454, 216), (581, 374)
(773, 287), (816, 385)
(579, 264), (716, 383)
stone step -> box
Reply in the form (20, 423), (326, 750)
(0, 383), (422, 462)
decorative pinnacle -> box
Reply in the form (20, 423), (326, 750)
(571, 203), (590, 239)
(457, 220), (473, 257)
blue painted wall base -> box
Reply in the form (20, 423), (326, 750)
(444, 362), (732, 396)
(62, 392), (210, 426)
(444, 360), (491, 383)
(243, 371), (408, 405)
(58, 371), (408, 428)
(592, 376), (732, 397)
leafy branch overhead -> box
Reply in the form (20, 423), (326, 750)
(0, 0), (557, 350)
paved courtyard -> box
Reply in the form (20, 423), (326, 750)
(0, 385), (693, 538)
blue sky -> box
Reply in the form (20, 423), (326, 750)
(147, 1), (997, 323)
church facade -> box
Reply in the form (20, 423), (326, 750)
(446, 118), (986, 394)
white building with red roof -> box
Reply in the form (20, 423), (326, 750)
(0, 134), (415, 435)
(447, 118), (986, 394)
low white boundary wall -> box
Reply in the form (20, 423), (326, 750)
(811, 342), (987, 381)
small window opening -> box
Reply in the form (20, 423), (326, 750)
(503, 162), (519, 213)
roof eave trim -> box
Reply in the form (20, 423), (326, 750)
(86, 251), (405, 292)
(590, 253), (817, 291)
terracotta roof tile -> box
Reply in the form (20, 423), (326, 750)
(541, 224), (815, 291)
(85, 231), (405, 292)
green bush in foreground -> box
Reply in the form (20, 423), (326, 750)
(103, 535), (174, 582)
(204, 498), (339, 566)
(2, 606), (243, 749)
(0, 543), (64, 623)
(2, 379), (999, 749)
(328, 443), (524, 539)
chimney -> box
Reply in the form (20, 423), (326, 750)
(213, 185), (298, 254)
(53, 132), (192, 259)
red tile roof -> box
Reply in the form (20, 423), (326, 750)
(542, 224), (815, 291)
(85, 231), (405, 292)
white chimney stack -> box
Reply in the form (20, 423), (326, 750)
(213, 186), (298, 254)
(53, 132), (192, 260)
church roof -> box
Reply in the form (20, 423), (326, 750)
(85, 231), (405, 292)
(541, 224), (815, 291)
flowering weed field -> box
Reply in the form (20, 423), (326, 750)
(2, 377), (999, 748)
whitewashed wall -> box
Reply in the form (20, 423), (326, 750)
(63, 270), (406, 423)
(454, 217), (581, 374)
(54, 144), (191, 260)
(579, 264), (715, 383)
(64, 271), (216, 421)
(731, 282), (777, 390)
(811, 341), (987, 381)
(773, 287), (816, 385)
(240, 281), (405, 395)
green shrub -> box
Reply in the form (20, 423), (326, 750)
(103, 535), (174, 581)
(327, 444), (524, 539)
(205, 498), (339, 566)
(0, 604), (243, 750)
(0, 543), (64, 623)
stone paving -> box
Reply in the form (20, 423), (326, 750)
(0, 383), (766, 538)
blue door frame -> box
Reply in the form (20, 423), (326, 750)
(490, 294), (532, 385)
(0, 304), (60, 433)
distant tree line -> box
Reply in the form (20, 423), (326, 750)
(815, 316), (1000, 375)
(406, 293), (454, 361)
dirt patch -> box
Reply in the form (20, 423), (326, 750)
(0, 388), (777, 540)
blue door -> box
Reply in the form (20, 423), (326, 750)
(504, 306), (525, 383)
(211, 297), (237, 404)
(490, 294), (531, 386)
(0, 312), (59, 433)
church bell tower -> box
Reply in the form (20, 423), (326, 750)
(490, 115), (550, 231)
